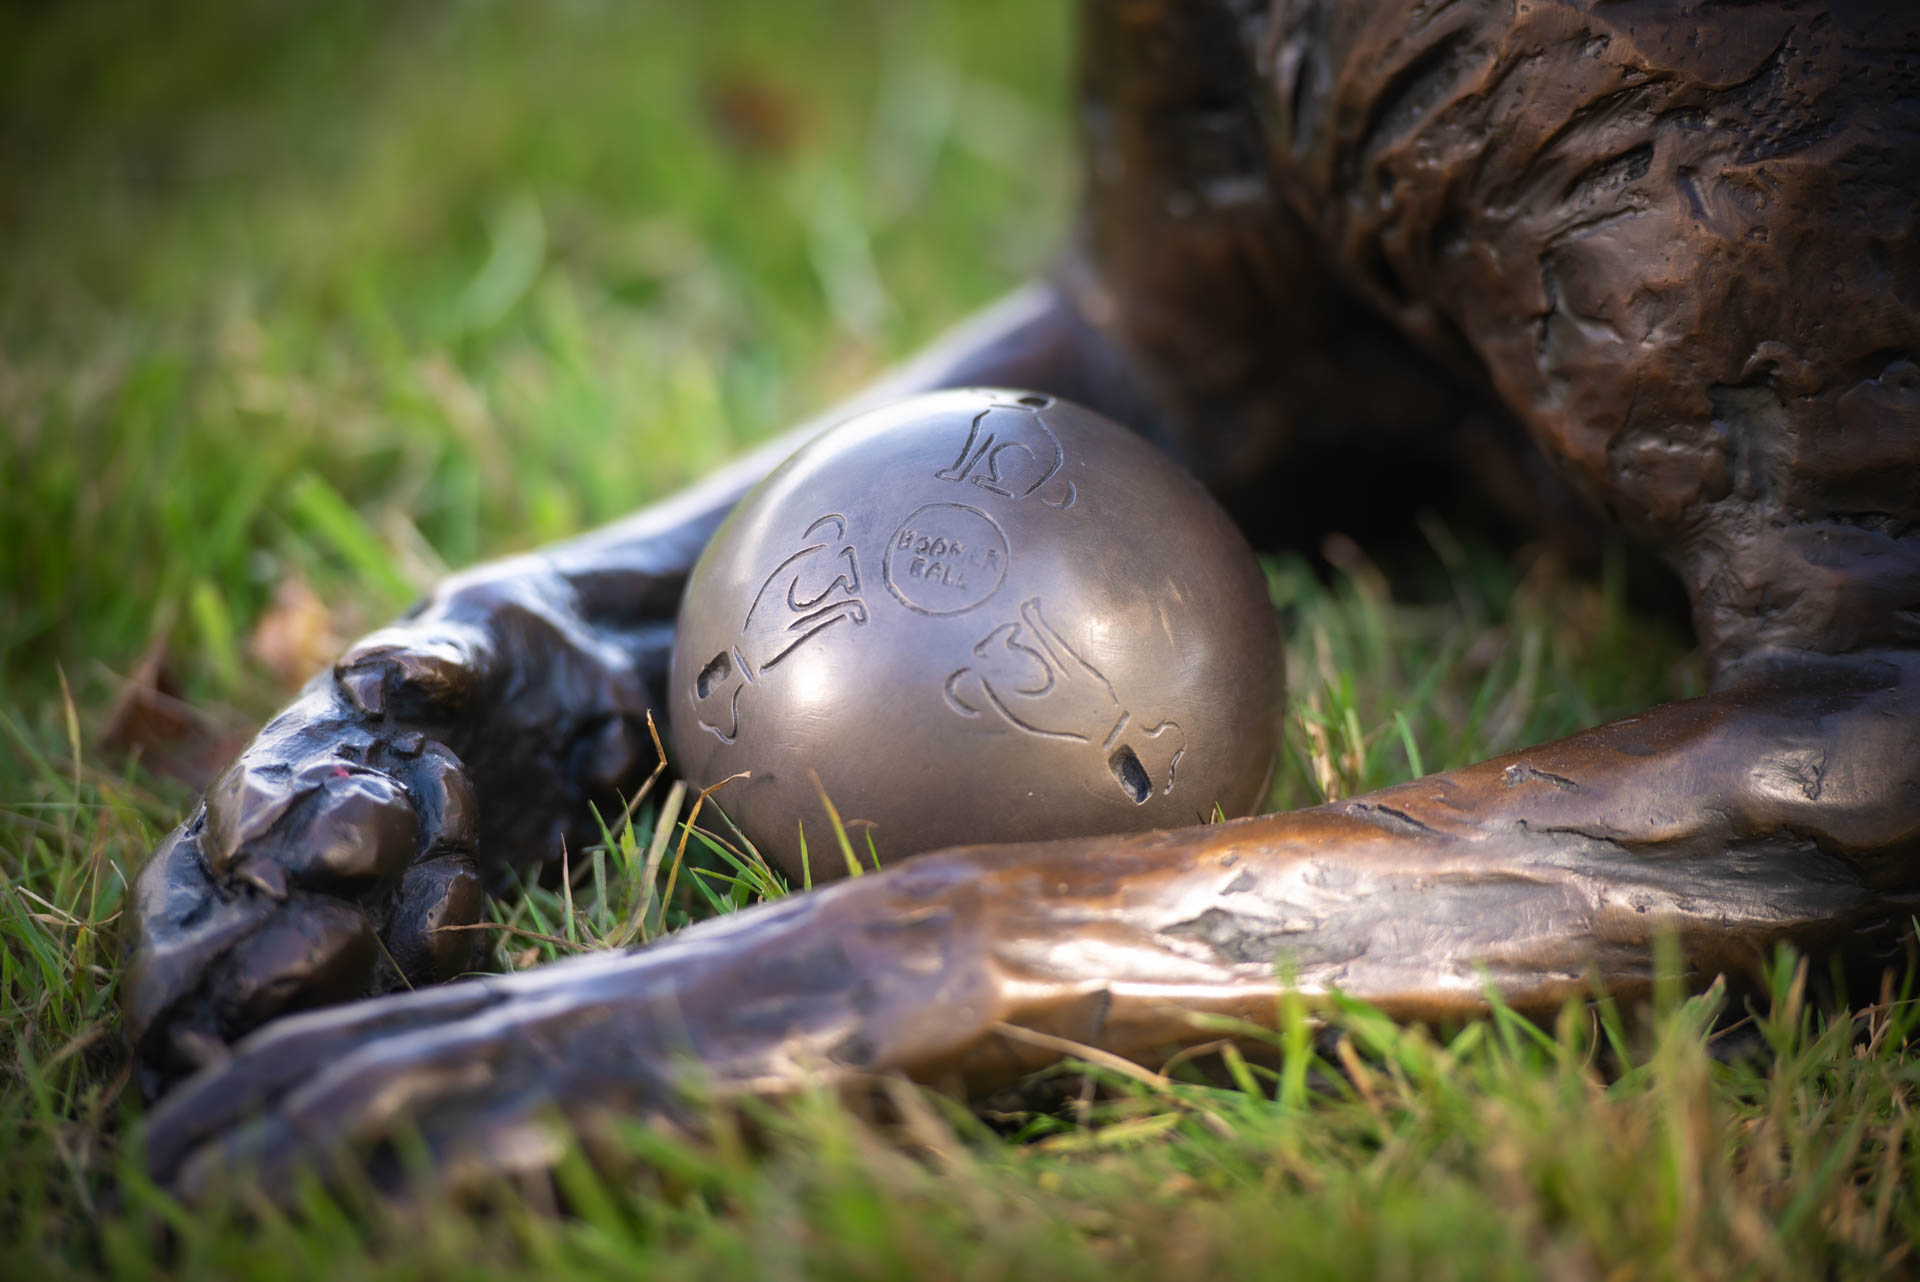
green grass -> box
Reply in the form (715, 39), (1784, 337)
(3, 1), (1916, 1277)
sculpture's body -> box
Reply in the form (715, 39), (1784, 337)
(127, 0), (1920, 1193)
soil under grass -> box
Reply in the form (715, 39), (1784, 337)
(4, 2), (1917, 1278)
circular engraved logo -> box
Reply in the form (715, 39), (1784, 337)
(883, 503), (1009, 616)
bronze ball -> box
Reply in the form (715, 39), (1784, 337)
(667, 388), (1282, 882)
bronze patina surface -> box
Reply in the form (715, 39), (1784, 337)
(668, 389), (1281, 879)
(125, 0), (1920, 1197)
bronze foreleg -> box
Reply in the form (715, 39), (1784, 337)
(144, 651), (1920, 1196)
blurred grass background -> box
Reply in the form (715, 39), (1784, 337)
(2, 1), (1915, 1277)
(2, 0), (1074, 708)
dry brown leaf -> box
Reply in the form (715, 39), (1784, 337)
(99, 639), (248, 791)
(248, 573), (342, 692)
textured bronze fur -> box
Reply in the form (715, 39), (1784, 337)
(127, 1), (1920, 1194)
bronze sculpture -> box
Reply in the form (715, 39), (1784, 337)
(125, 0), (1920, 1195)
(667, 389), (1282, 879)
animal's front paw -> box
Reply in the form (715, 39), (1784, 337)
(124, 570), (662, 1095)
(123, 683), (487, 1094)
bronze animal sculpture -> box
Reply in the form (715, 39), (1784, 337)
(666, 388), (1283, 878)
(127, 0), (1920, 1195)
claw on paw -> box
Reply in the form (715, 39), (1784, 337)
(335, 628), (487, 719)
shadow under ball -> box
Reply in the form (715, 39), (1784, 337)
(667, 388), (1283, 882)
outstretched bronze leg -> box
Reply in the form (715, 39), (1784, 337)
(143, 651), (1920, 1197)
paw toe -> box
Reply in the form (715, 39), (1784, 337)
(404, 742), (478, 857)
(216, 765), (419, 893)
(211, 896), (378, 1033)
(296, 769), (419, 885)
(386, 854), (485, 983)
